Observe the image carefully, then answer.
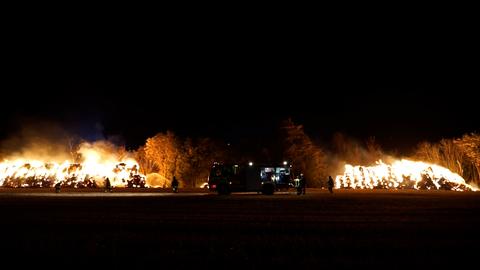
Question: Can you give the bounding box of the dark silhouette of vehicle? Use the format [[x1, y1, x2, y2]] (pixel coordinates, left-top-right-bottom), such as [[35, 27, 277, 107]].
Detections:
[[208, 162, 293, 195]]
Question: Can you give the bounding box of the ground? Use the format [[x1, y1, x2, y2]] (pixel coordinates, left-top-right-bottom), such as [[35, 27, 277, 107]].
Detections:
[[0, 188, 479, 268]]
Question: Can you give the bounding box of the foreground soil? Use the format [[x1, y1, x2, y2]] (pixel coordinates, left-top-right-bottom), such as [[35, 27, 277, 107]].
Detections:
[[1, 188, 478, 268]]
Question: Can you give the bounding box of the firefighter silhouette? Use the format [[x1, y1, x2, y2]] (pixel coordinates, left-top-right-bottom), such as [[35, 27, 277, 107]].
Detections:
[[171, 176, 179, 193], [298, 173, 306, 195], [105, 177, 112, 192], [327, 176, 334, 193]]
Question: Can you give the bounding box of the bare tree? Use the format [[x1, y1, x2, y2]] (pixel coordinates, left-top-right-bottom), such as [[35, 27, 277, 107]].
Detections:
[[413, 133, 480, 186], [134, 146, 158, 175], [282, 118, 327, 187], [145, 131, 180, 185]]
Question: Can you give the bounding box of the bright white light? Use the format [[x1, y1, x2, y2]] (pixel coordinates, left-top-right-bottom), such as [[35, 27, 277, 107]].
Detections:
[[283, 161, 288, 165], [248, 162, 253, 166]]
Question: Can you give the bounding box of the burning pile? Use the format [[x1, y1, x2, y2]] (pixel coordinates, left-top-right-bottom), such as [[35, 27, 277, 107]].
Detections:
[[0, 141, 146, 188], [0, 159, 145, 188], [335, 159, 477, 191]]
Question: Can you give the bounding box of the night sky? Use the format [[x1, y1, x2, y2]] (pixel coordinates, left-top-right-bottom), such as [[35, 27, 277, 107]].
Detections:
[[2, 35, 478, 155]]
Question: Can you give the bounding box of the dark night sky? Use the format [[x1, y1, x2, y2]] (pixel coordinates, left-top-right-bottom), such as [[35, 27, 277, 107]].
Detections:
[[2, 24, 478, 155]]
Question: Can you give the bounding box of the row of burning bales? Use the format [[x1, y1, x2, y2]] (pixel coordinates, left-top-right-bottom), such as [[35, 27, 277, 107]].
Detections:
[[0, 160, 146, 188], [0, 158, 476, 191], [335, 159, 477, 191]]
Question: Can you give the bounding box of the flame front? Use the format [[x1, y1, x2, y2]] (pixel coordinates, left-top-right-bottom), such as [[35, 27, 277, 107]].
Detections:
[[0, 158, 145, 188], [335, 159, 476, 191]]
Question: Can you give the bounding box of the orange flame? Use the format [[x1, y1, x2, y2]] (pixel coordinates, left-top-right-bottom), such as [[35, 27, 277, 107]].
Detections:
[[0, 147, 145, 188], [335, 159, 476, 191]]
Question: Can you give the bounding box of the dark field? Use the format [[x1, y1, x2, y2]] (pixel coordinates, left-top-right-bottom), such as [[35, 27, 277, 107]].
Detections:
[[1, 188, 479, 268]]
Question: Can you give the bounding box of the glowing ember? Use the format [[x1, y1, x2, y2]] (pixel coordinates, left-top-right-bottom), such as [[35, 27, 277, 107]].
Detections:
[[335, 159, 477, 191]]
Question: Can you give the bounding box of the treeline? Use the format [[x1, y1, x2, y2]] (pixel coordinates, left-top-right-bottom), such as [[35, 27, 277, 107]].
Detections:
[[134, 132, 226, 187], [413, 133, 480, 185]]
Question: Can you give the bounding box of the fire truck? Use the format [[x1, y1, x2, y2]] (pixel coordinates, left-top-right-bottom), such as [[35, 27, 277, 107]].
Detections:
[[208, 162, 293, 195]]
